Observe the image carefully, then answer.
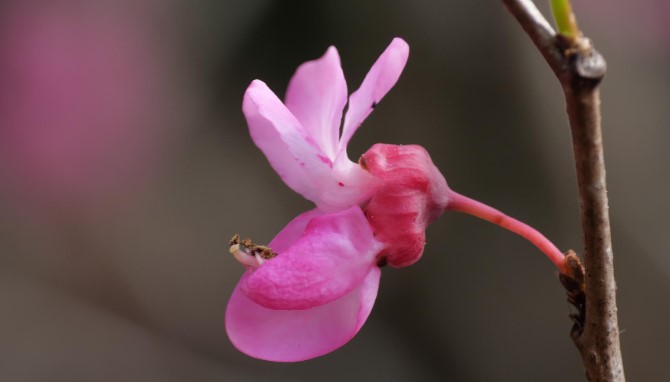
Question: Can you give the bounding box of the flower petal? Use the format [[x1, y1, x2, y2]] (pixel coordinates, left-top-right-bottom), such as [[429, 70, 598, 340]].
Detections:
[[339, 38, 409, 158], [285, 46, 347, 161], [242, 205, 382, 310], [243, 80, 329, 204], [267, 208, 325, 254], [313, 157, 380, 212], [244, 80, 378, 211], [226, 266, 381, 362]]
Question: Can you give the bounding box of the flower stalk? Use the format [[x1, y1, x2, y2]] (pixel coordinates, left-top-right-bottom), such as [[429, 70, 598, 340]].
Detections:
[[447, 192, 567, 273]]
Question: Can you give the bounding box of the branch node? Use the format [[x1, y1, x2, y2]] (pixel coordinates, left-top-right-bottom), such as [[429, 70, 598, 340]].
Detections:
[[556, 35, 607, 84], [559, 250, 586, 338], [574, 48, 607, 81]]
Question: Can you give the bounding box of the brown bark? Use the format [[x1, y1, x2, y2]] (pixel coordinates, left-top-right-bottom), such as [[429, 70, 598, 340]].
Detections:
[[501, 1, 625, 381]]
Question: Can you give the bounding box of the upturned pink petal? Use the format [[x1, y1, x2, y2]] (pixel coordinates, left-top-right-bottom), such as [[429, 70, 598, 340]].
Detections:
[[226, 266, 381, 362], [243, 80, 378, 212], [285, 46, 347, 160], [338, 38, 409, 160], [241, 206, 383, 310], [243, 80, 328, 204]]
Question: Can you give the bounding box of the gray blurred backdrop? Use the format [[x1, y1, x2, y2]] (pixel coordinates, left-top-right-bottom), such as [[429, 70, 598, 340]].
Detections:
[[0, 0, 668, 381]]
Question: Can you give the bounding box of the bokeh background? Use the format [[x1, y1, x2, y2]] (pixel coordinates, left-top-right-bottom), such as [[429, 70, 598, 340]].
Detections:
[[0, 0, 667, 381]]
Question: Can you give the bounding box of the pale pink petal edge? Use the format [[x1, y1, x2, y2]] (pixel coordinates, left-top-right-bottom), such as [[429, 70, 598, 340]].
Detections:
[[267, 208, 325, 254]]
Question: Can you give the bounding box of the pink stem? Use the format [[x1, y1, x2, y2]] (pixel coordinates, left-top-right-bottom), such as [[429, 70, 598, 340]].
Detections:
[[447, 191, 567, 273]]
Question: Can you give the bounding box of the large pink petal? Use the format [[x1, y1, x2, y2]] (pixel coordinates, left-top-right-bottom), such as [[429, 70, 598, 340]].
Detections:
[[285, 46, 347, 161], [242, 206, 382, 310], [226, 266, 381, 362], [339, 38, 409, 159], [243, 80, 331, 204]]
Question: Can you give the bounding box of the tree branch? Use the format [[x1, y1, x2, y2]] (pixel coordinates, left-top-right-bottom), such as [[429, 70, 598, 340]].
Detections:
[[501, 1, 625, 381]]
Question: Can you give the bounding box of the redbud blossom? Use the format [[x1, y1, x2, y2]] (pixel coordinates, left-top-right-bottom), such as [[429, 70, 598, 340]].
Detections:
[[226, 38, 567, 362]]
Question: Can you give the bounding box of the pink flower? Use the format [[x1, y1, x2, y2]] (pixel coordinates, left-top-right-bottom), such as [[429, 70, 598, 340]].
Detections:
[[226, 38, 418, 362], [226, 38, 568, 362]]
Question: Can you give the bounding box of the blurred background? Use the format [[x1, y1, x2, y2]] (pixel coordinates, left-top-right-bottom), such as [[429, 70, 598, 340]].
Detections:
[[0, 0, 667, 381]]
